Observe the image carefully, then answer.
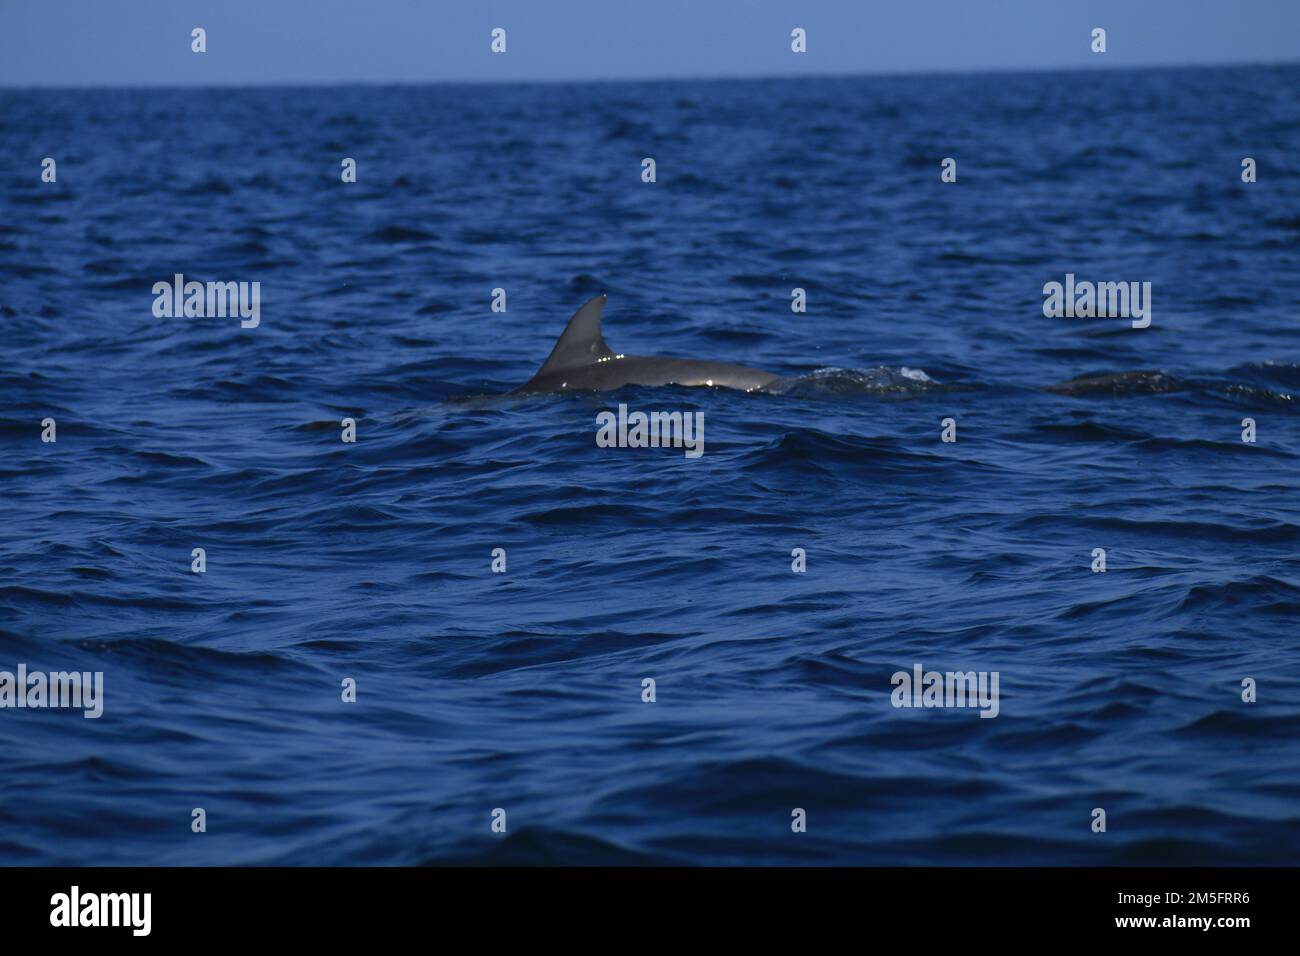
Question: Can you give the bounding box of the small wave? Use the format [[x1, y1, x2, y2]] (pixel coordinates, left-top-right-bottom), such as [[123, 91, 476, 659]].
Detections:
[[1178, 574, 1300, 612], [1231, 360, 1300, 382], [363, 225, 438, 244], [88, 636, 300, 677], [184, 175, 233, 196], [740, 426, 975, 477], [569, 274, 611, 295]]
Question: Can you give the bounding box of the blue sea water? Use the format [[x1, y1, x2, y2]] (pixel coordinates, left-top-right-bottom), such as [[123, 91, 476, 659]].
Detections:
[[1, 65, 1299, 866]]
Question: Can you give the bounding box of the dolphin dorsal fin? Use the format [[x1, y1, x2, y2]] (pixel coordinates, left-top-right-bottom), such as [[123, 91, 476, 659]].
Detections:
[[535, 295, 615, 376]]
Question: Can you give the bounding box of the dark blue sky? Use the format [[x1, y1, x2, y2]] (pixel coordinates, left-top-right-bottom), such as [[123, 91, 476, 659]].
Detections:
[[2, 0, 1297, 86]]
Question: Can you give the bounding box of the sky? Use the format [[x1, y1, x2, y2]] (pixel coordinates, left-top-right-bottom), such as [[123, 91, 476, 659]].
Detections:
[[1, 0, 1297, 87]]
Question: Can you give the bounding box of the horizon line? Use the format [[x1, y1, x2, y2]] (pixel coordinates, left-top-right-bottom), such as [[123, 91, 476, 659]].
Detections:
[[2, 56, 1297, 92]]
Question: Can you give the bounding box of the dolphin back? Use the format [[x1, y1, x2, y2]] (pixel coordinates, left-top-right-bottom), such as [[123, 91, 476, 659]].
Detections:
[[515, 295, 779, 394]]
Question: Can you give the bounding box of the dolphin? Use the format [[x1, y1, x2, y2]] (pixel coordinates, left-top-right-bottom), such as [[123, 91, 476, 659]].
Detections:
[[513, 295, 781, 394], [508, 296, 1195, 399]]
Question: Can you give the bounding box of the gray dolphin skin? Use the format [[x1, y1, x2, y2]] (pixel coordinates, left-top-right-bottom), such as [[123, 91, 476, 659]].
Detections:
[[1046, 370, 1186, 396], [514, 295, 781, 394]]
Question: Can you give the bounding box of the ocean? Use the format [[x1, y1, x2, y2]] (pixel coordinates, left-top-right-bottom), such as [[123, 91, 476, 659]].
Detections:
[[1, 64, 1298, 865]]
